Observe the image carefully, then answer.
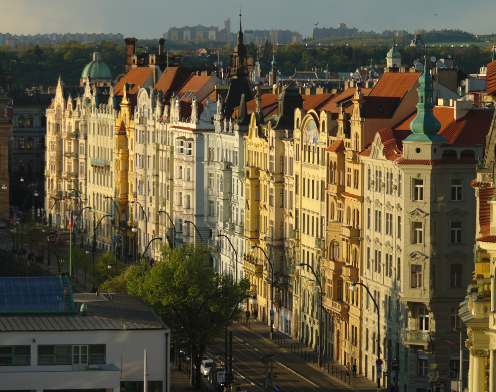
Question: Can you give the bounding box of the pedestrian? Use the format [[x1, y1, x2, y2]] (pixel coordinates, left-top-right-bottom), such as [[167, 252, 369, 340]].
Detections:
[[245, 310, 250, 320], [352, 361, 357, 378], [346, 362, 350, 378], [254, 309, 258, 320]]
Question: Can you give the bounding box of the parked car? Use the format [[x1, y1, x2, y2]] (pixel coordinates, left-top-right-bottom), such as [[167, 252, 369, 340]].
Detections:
[[200, 360, 214, 377], [208, 366, 224, 383]]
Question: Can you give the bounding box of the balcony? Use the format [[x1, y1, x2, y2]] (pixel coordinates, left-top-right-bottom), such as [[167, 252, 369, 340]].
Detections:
[[340, 226, 360, 239], [70, 172, 78, 178], [327, 221, 342, 233], [327, 183, 344, 195], [70, 132, 79, 139], [90, 157, 110, 168], [401, 330, 431, 344], [322, 296, 349, 319], [341, 265, 358, 280]]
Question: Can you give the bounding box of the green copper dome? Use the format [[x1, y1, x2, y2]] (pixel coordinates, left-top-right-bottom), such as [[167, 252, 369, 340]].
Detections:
[[387, 46, 401, 59], [404, 57, 445, 142], [81, 51, 112, 80]]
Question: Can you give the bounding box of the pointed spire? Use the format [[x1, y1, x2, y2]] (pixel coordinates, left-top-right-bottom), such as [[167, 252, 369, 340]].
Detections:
[[237, 8, 243, 45], [404, 55, 445, 142]]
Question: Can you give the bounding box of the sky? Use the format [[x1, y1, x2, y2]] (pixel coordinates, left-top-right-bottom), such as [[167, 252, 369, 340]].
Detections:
[[2, 0, 496, 40]]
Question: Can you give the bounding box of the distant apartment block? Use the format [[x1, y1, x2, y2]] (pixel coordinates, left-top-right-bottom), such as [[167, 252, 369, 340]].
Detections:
[[0, 32, 123, 47]]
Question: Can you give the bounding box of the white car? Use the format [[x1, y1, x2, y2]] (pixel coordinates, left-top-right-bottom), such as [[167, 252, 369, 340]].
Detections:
[[200, 360, 214, 376]]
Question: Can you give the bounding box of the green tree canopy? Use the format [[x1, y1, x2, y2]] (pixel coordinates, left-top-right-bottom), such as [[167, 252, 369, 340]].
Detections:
[[125, 244, 251, 387]]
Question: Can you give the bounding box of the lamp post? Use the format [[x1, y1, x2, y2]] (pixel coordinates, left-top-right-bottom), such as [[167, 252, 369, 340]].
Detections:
[[350, 281, 380, 390], [250, 245, 274, 338], [139, 237, 163, 264], [224, 294, 256, 387], [159, 210, 175, 249], [47, 197, 64, 227], [217, 233, 238, 281], [297, 262, 323, 366], [107, 263, 118, 277], [185, 220, 202, 244], [92, 214, 113, 292], [130, 200, 147, 257], [21, 191, 39, 220], [74, 206, 92, 243]]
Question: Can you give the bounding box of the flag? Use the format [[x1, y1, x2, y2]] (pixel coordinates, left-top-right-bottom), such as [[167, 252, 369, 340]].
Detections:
[[69, 211, 74, 231]]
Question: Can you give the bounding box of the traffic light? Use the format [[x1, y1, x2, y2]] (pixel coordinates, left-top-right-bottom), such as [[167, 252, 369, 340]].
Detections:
[[269, 372, 278, 380], [435, 384, 440, 391]]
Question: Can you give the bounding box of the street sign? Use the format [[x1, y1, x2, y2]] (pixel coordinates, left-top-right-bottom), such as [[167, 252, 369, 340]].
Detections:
[[376, 358, 383, 366], [270, 310, 274, 321], [115, 234, 122, 244], [217, 372, 225, 383], [377, 365, 382, 374], [273, 385, 281, 392]]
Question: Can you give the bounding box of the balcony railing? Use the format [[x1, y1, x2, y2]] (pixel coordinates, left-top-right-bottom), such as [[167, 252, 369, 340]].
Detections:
[[90, 157, 110, 167], [402, 330, 431, 343]]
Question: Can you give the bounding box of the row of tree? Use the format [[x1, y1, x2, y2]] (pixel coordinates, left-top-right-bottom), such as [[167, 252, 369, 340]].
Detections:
[[1, 38, 493, 89]]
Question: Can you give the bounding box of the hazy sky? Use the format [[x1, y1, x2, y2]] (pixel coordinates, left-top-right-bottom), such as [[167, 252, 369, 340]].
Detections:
[[3, 0, 495, 39]]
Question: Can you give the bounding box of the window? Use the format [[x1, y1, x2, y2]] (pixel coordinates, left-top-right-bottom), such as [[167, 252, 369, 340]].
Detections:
[[418, 307, 429, 331], [450, 264, 462, 288], [413, 178, 424, 201], [411, 265, 422, 288], [38, 345, 71, 365], [185, 142, 193, 156], [397, 216, 401, 239], [374, 210, 382, 232], [398, 174, 402, 196], [412, 222, 423, 244], [450, 221, 462, 243], [0, 346, 30, 365], [450, 358, 460, 379], [88, 345, 106, 364], [19, 137, 25, 149], [295, 174, 299, 195], [417, 358, 428, 376], [450, 307, 461, 330], [367, 208, 371, 230], [385, 213, 393, 235], [451, 179, 462, 201], [176, 140, 184, 154]]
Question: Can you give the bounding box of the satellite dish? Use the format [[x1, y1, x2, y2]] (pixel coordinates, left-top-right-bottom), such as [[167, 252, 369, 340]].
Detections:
[[430, 56, 437, 63], [414, 61, 424, 71]]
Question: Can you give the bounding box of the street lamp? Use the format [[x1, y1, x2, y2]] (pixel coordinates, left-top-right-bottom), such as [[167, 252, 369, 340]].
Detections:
[[217, 233, 238, 280], [250, 245, 274, 338], [130, 200, 147, 257], [159, 210, 175, 249], [47, 197, 64, 227], [21, 191, 39, 221], [92, 214, 113, 292], [185, 220, 202, 244], [139, 237, 163, 264], [107, 263, 118, 277], [350, 281, 381, 390], [297, 262, 323, 366]]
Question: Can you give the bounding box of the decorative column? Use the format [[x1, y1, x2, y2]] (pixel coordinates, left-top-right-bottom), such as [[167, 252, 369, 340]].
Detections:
[[471, 349, 488, 392], [469, 351, 474, 392], [492, 275, 496, 312], [490, 350, 496, 392]]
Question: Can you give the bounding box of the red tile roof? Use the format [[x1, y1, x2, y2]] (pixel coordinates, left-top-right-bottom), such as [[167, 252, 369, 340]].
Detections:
[[478, 187, 494, 236], [362, 96, 400, 118], [487, 60, 496, 96], [476, 235, 496, 243], [319, 88, 371, 113], [442, 109, 493, 148], [303, 94, 335, 112], [326, 139, 345, 152], [177, 75, 212, 99], [114, 67, 154, 96], [369, 72, 420, 99]]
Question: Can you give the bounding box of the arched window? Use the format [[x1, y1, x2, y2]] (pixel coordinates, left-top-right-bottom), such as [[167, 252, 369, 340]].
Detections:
[[27, 115, 33, 127], [19, 116, 25, 127], [332, 241, 340, 261], [19, 160, 25, 172], [19, 137, 25, 149], [27, 138, 33, 149]]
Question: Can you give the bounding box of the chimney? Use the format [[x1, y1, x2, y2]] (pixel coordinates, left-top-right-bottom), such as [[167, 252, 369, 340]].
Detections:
[[158, 38, 165, 56], [124, 37, 137, 73]]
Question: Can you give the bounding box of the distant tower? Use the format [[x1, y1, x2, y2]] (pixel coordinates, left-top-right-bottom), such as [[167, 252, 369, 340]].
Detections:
[[124, 37, 137, 73], [225, 18, 231, 44], [386, 41, 401, 71], [410, 30, 424, 47]]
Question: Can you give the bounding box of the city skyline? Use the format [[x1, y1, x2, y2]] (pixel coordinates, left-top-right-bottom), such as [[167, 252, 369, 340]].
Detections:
[[3, 0, 496, 40]]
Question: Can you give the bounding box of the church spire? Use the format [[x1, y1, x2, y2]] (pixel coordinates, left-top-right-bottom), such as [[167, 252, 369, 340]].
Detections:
[[404, 56, 445, 142], [237, 9, 243, 45]]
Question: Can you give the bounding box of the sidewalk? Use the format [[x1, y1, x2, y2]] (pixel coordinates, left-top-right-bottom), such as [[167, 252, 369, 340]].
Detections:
[[230, 318, 379, 392]]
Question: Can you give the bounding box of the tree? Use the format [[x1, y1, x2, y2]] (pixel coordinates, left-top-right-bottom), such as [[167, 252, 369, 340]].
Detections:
[[90, 251, 123, 291], [125, 244, 250, 389]]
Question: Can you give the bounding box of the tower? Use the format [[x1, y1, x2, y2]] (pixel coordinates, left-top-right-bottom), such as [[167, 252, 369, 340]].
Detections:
[[386, 41, 401, 71]]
